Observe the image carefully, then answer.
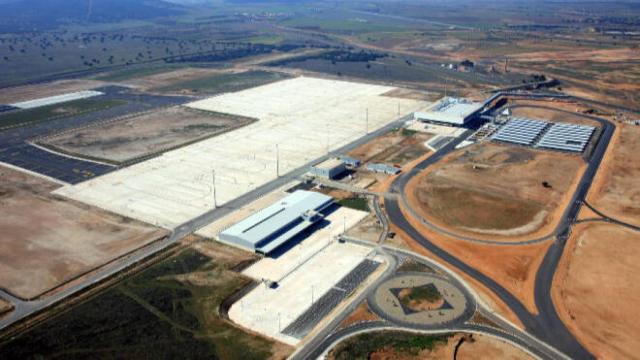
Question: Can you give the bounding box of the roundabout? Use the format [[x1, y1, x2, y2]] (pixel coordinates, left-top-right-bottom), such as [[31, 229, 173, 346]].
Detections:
[[368, 271, 475, 329]]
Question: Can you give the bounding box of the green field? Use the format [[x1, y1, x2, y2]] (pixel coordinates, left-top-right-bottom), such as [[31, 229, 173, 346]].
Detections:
[[400, 284, 443, 306], [154, 70, 290, 94], [0, 99, 126, 131], [330, 331, 451, 359], [0, 246, 280, 359], [338, 197, 370, 212]]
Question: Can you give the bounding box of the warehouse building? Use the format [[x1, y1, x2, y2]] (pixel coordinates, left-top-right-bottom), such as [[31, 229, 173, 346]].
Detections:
[[414, 97, 483, 126], [309, 158, 346, 179], [338, 155, 361, 168], [367, 163, 401, 175], [218, 190, 334, 255]]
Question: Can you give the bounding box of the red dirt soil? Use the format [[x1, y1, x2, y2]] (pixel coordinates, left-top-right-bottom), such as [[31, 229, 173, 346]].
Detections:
[[587, 123, 640, 227], [406, 143, 585, 242], [553, 223, 640, 359], [0, 166, 167, 299]]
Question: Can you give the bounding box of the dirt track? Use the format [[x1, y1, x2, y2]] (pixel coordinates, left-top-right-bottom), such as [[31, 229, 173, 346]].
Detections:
[[553, 222, 640, 359], [0, 165, 167, 299]]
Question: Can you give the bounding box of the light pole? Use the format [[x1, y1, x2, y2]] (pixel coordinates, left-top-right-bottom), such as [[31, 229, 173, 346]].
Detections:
[[444, 77, 448, 97], [212, 169, 217, 208], [365, 107, 369, 134], [275, 144, 279, 177]]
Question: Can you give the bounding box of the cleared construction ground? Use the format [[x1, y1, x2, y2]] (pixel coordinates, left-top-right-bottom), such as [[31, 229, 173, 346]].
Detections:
[[406, 143, 585, 240], [554, 223, 640, 359], [54, 77, 426, 228], [587, 123, 640, 226], [0, 165, 167, 299], [39, 107, 256, 164]]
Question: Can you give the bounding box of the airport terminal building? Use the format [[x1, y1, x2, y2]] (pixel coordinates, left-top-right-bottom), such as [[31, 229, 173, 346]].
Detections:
[[414, 97, 483, 126], [218, 190, 334, 255]]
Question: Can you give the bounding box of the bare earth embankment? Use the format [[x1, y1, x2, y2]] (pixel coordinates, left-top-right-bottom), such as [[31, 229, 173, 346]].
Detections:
[[0, 166, 167, 299]]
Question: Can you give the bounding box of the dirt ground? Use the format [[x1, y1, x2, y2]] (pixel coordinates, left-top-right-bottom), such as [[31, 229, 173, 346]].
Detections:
[[339, 301, 380, 329], [118, 67, 223, 91], [553, 223, 640, 359], [346, 213, 383, 243], [40, 106, 256, 163], [0, 298, 12, 315], [587, 123, 640, 227], [363, 333, 533, 360], [348, 129, 431, 166], [382, 88, 440, 102], [510, 104, 603, 127], [0, 79, 107, 104], [0, 166, 167, 299], [407, 143, 585, 240]]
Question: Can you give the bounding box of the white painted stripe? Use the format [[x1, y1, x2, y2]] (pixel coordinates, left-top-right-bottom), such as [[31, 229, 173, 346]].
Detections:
[[10, 90, 104, 109]]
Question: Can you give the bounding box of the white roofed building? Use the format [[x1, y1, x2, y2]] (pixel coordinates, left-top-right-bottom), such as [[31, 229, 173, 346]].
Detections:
[[414, 97, 482, 126], [218, 190, 334, 255]]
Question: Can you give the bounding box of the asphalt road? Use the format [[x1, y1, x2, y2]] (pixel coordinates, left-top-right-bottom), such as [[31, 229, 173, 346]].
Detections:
[[384, 93, 617, 359], [0, 113, 413, 334], [0, 86, 189, 183]]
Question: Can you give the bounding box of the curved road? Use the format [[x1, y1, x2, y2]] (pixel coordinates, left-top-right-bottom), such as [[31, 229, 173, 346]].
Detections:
[[384, 93, 617, 359]]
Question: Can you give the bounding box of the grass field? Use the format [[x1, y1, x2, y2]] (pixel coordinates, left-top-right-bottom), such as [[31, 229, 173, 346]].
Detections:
[[0, 244, 287, 359], [154, 70, 290, 94], [338, 197, 370, 212], [0, 98, 126, 130], [329, 331, 451, 359], [402, 285, 442, 303]]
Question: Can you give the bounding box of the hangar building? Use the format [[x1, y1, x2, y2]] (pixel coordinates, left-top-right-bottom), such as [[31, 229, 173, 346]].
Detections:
[[218, 190, 334, 255], [414, 97, 483, 126]]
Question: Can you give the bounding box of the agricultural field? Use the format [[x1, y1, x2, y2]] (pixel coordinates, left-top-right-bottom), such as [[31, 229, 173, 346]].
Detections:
[[407, 143, 585, 239], [269, 53, 525, 95], [0, 166, 167, 299], [0, 98, 126, 130], [40, 107, 257, 164], [0, 241, 292, 359]]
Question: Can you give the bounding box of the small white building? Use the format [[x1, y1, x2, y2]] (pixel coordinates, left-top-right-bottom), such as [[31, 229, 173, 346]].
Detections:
[[414, 97, 483, 126], [309, 158, 346, 179]]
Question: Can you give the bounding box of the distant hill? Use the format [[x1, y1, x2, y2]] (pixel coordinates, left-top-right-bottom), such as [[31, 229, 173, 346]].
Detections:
[[0, 0, 186, 31]]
